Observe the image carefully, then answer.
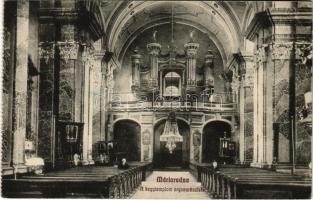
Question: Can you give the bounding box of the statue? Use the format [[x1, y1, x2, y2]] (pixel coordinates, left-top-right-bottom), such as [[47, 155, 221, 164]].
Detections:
[[189, 30, 195, 42], [152, 30, 157, 42]]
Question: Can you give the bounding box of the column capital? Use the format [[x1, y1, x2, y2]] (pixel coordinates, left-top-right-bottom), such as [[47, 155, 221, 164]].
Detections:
[[271, 42, 293, 60], [295, 41, 312, 62]]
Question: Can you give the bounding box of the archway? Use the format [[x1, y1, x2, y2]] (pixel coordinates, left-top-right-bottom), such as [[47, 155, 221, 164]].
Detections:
[[113, 119, 141, 161], [202, 121, 231, 163], [153, 118, 190, 168]]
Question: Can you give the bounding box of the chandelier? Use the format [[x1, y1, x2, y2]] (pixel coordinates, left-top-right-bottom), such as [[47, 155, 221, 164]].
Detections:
[[160, 112, 183, 153]]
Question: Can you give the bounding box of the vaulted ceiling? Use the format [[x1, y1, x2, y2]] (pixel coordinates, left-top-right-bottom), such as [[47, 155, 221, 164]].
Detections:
[[98, 1, 258, 67]]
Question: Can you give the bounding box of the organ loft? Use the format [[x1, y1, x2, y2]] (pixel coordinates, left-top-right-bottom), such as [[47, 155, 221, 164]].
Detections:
[[1, 0, 312, 199]]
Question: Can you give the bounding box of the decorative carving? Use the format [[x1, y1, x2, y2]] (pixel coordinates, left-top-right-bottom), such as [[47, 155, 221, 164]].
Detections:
[[82, 45, 95, 62], [57, 41, 80, 63], [38, 42, 55, 64], [254, 45, 267, 63], [147, 43, 161, 56], [152, 30, 158, 42], [189, 30, 195, 42], [295, 42, 312, 64], [244, 67, 254, 88], [184, 43, 199, 58], [193, 130, 201, 146], [271, 42, 293, 61], [142, 129, 151, 145]]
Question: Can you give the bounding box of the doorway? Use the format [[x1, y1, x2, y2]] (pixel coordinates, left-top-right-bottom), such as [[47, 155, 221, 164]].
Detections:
[[202, 121, 231, 163], [153, 119, 190, 168], [113, 120, 141, 161]]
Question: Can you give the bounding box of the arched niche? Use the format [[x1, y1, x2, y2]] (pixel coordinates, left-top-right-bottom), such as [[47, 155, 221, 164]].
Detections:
[[202, 120, 232, 163], [113, 119, 141, 161], [153, 118, 190, 168]]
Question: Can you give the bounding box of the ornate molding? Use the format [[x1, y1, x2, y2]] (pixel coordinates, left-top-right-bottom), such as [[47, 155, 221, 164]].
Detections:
[[184, 43, 199, 58], [57, 41, 80, 63], [243, 68, 254, 88], [295, 42, 312, 63], [254, 45, 267, 63], [147, 43, 161, 56], [271, 42, 293, 61], [82, 45, 95, 70], [38, 42, 55, 64]]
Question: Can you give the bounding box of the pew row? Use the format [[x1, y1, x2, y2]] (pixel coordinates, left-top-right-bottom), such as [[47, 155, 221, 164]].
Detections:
[[190, 163, 311, 199], [2, 162, 152, 198]]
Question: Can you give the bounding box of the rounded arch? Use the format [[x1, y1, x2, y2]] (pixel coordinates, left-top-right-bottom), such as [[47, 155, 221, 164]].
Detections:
[[202, 119, 233, 132], [202, 120, 232, 163], [154, 116, 190, 127], [118, 19, 228, 66], [112, 117, 141, 128], [106, 1, 241, 65], [113, 119, 141, 161]]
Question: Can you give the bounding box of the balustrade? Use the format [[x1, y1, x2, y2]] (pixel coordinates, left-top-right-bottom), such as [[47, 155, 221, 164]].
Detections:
[[108, 92, 236, 112]]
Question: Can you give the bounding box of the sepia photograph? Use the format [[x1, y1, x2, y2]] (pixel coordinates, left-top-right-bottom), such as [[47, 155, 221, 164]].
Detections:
[[0, 0, 312, 199]]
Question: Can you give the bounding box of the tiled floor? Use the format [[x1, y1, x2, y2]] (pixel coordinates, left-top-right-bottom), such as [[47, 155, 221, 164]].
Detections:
[[131, 171, 210, 199]]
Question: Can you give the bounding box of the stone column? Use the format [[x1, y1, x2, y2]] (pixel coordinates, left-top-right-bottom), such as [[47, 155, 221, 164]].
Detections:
[[257, 46, 265, 165], [185, 42, 199, 93], [147, 43, 161, 90], [13, 0, 29, 170], [252, 46, 267, 166], [252, 65, 258, 164], [57, 24, 80, 122], [81, 45, 95, 165], [242, 53, 254, 163], [239, 79, 245, 163], [272, 42, 294, 163]]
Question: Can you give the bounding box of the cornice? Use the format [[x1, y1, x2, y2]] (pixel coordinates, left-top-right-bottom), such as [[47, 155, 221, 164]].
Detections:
[[245, 11, 272, 41], [39, 8, 104, 41]]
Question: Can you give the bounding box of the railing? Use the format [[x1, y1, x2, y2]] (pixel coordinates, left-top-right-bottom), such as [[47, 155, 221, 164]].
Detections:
[[108, 92, 237, 112]]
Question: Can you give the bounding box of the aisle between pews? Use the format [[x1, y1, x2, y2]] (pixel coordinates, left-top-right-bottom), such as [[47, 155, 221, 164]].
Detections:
[[131, 171, 210, 199]]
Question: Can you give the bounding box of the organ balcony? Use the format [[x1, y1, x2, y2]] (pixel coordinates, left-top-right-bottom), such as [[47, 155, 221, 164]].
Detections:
[[108, 92, 236, 112]]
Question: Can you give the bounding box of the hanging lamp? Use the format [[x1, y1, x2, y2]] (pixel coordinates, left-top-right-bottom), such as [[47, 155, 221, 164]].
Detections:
[[159, 3, 183, 154], [160, 112, 183, 153]]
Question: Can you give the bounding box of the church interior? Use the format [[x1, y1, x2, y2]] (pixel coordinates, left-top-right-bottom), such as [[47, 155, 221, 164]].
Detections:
[[1, 0, 312, 199]]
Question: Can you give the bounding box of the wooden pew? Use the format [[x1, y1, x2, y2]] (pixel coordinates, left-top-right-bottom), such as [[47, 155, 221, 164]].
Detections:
[[2, 162, 152, 198], [196, 164, 311, 199]]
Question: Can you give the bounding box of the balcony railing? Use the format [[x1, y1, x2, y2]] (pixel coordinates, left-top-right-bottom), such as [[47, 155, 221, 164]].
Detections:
[[108, 92, 236, 112]]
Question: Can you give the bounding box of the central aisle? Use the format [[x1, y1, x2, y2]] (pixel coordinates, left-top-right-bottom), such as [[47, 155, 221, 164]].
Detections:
[[131, 171, 210, 199]]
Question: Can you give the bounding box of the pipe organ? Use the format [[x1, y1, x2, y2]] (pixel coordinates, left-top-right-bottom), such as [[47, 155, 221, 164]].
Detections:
[[130, 34, 215, 97]]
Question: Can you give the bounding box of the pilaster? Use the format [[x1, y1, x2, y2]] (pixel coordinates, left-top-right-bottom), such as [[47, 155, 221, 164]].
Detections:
[[12, 0, 29, 169]]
